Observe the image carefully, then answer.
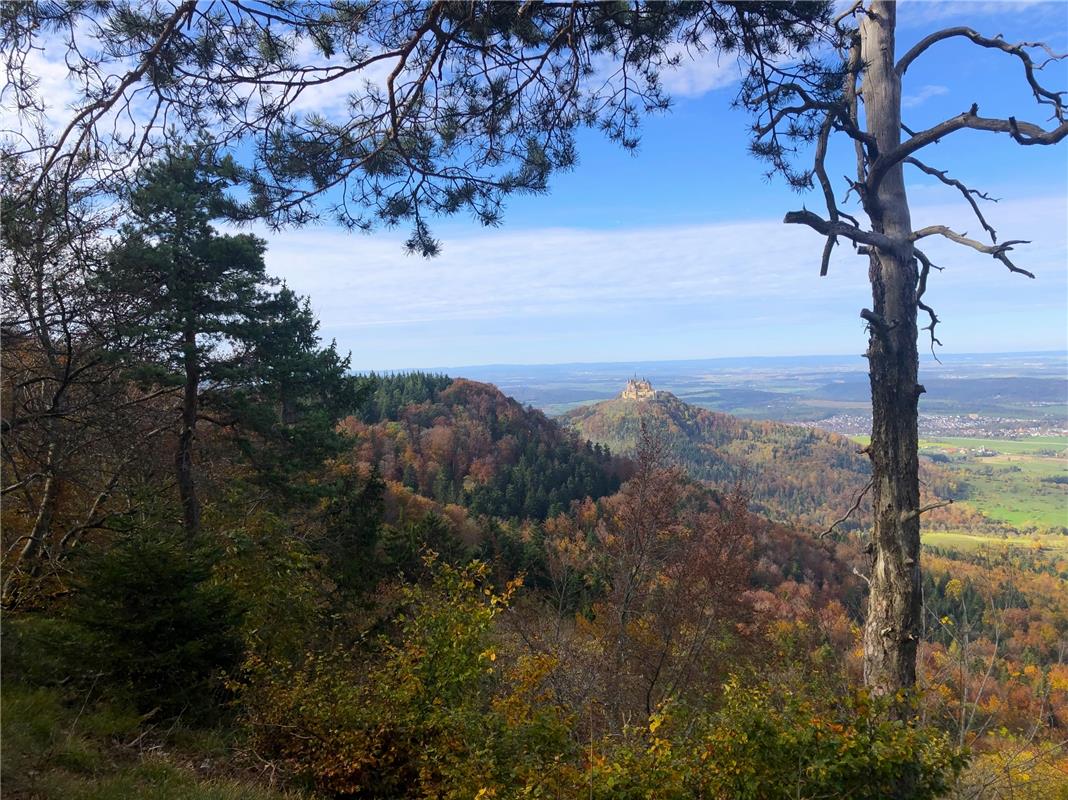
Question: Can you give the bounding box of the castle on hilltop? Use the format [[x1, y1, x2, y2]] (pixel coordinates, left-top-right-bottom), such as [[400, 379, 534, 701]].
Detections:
[[621, 378, 655, 401]]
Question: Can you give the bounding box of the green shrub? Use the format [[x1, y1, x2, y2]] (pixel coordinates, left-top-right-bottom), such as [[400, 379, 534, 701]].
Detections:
[[693, 679, 967, 800], [577, 680, 965, 800], [243, 558, 575, 798], [1, 614, 97, 687], [69, 532, 245, 720]]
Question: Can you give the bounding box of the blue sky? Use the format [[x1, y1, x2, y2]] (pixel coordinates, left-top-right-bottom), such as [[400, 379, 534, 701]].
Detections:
[[20, 1, 1061, 371], [251, 0, 1068, 370]]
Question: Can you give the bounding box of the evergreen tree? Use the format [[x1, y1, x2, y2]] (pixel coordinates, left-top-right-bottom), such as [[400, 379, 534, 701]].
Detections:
[[101, 146, 270, 540], [225, 285, 361, 492], [69, 529, 244, 719], [316, 468, 386, 594], [240, 286, 356, 427]]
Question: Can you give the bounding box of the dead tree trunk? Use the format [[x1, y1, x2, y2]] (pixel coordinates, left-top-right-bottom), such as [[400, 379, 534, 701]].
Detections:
[[747, 0, 1066, 704], [858, 1, 922, 697]]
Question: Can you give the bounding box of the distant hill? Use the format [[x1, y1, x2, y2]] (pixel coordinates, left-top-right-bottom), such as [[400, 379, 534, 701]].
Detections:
[[564, 386, 878, 530], [341, 374, 623, 521]]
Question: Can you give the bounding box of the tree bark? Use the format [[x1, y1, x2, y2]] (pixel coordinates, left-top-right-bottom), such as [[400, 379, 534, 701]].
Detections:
[[2, 441, 59, 606], [176, 325, 201, 542], [859, 1, 922, 698]]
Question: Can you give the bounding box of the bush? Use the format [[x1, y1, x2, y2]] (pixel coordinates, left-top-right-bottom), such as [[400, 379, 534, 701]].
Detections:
[[694, 679, 966, 800], [243, 558, 575, 798], [578, 680, 966, 800], [68, 531, 245, 720], [1, 614, 97, 687]]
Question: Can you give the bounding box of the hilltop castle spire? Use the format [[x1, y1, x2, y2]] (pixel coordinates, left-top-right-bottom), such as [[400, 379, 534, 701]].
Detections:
[[620, 377, 655, 401]]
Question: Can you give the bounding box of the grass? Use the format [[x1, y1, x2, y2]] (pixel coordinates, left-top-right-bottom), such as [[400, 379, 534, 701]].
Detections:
[[922, 530, 1068, 554], [918, 435, 1068, 456], [919, 438, 1067, 530], [32, 764, 296, 800], [848, 434, 1068, 540], [851, 435, 1068, 531], [1, 684, 307, 800], [850, 435, 1068, 454]]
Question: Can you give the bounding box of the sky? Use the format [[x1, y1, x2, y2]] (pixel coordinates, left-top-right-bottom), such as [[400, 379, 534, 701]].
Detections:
[[14, 1, 1068, 371]]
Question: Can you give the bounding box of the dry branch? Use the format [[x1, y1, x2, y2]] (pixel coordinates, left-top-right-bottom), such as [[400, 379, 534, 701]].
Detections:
[[910, 226, 1036, 278], [900, 499, 953, 523], [820, 478, 873, 538], [896, 27, 1066, 124], [783, 209, 899, 254], [904, 157, 998, 243], [872, 109, 1068, 191]]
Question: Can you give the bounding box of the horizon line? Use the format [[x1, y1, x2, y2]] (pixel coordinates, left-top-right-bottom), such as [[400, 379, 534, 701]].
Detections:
[[350, 348, 1068, 375]]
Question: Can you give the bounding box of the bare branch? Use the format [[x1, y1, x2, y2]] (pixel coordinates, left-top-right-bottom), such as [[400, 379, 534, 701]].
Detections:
[[900, 499, 953, 523], [820, 478, 873, 538], [914, 248, 944, 357], [910, 226, 1036, 278], [896, 27, 1066, 124], [814, 113, 839, 276], [783, 209, 899, 253], [872, 108, 1068, 189], [810, 109, 862, 278], [1, 473, 44, 496], [843, 33, 867, 186], [860, 308, 894, 343], [833, 0, 864, 31], [904, 157, 998, 243]]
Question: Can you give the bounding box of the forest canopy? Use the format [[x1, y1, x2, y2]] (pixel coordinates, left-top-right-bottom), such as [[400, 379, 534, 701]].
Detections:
[[3, 2, 1068, 799]]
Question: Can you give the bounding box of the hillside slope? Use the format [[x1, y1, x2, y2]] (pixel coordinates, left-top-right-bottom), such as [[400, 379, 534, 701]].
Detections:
[[341, 375, 623, 520], [564, 387, 892, 530]]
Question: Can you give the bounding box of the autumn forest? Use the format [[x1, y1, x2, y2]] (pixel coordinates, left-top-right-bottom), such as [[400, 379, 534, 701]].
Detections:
[[2, 2, 1067, 800]]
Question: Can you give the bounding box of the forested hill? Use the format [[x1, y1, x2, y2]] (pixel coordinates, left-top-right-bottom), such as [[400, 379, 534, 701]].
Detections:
[[564, 388, 955, 530], [342, 374, 623, 520]]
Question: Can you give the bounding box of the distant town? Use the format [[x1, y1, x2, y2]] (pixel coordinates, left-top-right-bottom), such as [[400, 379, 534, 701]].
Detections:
[[807, 413, 1068, 439]]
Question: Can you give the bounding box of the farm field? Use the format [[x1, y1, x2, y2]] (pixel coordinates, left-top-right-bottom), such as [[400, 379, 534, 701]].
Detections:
[[922, 529, 1068, 554], [919, 436, 1068, 531], [918, 435, 1068, 456], [849, 435, 1068, 550]]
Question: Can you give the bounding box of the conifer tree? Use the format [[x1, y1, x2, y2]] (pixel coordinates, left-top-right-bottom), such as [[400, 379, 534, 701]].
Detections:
[[226, 285, 360, 491], [102, 147, 271, 540]]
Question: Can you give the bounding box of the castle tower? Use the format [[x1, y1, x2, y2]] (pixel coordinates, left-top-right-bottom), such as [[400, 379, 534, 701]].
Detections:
[[621, 378, 655, 401]]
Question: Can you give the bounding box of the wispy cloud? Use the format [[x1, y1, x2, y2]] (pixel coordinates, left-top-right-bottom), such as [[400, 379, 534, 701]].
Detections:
[[896, 0, 1067, 30], [659, 45, 742, 98], [1, 46, 84, 130], [252, 193, 1067, 367], [902, 84, 950, 108]]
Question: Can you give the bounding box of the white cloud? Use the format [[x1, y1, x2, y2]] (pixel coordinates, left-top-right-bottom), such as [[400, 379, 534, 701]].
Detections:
[[254, 194, 1067, 347], [902, 84, 950, 108], [281, 37, 399, 117], [0, 45, 84, 131], [896, 0, 1065, 29], [659, 45, 742, 98]]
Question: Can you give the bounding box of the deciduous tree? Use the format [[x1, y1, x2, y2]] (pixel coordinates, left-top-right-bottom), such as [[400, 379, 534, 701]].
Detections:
[[1, 156, 170, 605]]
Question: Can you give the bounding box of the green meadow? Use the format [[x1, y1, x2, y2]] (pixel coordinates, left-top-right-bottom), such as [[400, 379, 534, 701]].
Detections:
[[918, 435, 1068, 457], [850, 435, 1068, 551], [922, 529, 1068, 554], [919, 437, 1067, 531]]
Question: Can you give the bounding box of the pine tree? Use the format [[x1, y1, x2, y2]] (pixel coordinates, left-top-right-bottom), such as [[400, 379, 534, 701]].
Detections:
[[101, 146, 270, 540], [225, 285, 360, 490]]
